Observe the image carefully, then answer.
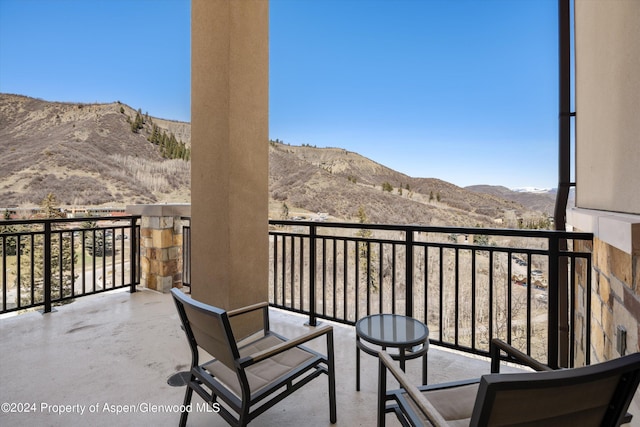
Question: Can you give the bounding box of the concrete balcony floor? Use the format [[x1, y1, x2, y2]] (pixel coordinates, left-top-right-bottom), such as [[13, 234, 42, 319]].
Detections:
[[1, 288, 638, 427]]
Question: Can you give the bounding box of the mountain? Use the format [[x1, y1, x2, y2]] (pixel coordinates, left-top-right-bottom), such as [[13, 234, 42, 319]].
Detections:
[[512, 187, 554, 194], [1, 94, 550, 227], [269, 143, 544, 226], [465, 185, 557, 217], [0, 93, 190, 206]]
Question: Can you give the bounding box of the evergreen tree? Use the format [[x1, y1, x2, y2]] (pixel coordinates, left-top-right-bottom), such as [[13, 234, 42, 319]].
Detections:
[[355, 206, 378, 292], [131, 111, 144, 133], [355, 206, 372, 239], [148, 124, 160, 143], [17, 194, 77, 306], [0, 211, 20, 256], [40, 193, 60, 218], [168, 133, 178, 158], [85, 230, 112, 257], [146, 126, 191, 160]]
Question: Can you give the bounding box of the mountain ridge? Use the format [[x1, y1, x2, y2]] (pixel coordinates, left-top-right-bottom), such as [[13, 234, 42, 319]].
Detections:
[[1, 93, 553, 227]]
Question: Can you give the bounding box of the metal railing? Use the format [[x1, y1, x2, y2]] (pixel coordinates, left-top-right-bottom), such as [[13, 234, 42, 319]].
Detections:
[[5, 214, 594, 367], [1, 216, 140, 314], [182, 217, 191, 288], [268, 220, 593, 368]]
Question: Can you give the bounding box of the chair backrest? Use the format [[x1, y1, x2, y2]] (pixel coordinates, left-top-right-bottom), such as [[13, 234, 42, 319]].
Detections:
[[471, 352, 640, 427], [171, 288, 239, 371]]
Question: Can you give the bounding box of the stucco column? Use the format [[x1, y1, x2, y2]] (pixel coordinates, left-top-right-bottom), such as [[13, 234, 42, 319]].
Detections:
[[191, 0, 269, 312]]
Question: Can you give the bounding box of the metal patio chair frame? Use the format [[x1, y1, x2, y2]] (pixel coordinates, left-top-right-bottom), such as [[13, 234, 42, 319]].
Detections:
[[378, 338, 640, 427], [171, 288, 337, 427]]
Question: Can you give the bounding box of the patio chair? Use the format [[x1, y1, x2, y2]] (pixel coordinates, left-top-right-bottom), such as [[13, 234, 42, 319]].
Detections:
[[171, 288, 337, 427], [378, 338, 640, 427]]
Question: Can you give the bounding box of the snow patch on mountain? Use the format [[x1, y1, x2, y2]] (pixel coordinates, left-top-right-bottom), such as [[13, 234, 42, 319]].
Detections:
[[512, 187, 554, 194]]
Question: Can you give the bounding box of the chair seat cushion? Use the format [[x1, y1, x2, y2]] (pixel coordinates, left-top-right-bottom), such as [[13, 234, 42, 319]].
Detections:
[[403, 383, 479, 427], [203, 334, 315, 397]]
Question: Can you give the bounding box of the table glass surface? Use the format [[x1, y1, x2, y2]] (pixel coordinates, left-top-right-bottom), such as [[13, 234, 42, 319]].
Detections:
[[356, 314, 428, 347]]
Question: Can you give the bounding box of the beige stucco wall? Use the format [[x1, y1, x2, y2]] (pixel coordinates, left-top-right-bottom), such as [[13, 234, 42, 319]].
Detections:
[[575, 0, 640, 214], [570, 1, 640, 414], [571, 0, 640, 362], [190, 0, 269, 314]]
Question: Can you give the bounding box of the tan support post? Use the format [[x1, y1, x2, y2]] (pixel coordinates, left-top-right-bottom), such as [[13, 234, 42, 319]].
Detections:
[[190, 0, 269, 317]]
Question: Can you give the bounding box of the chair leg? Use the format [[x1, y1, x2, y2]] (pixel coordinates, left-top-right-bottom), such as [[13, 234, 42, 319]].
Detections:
[[356, 337, 361, 391], [239, 401, 251, 427], [328, 330, 337, 423], [179, 383, 193, 427], [378, 357, 387, 427]]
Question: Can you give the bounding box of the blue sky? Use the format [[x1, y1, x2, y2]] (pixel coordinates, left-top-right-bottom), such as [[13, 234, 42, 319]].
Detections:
[[0, 0, 191, 121], [1, 0, 560, 189]]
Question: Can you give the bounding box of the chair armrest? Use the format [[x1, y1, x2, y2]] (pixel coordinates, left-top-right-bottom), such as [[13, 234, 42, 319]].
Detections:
[[228, 302, 270, 338], [239, 325, 333, 366], [378, 351, 449, 427], [227, 301, 269, 318], [490, 339, 552, 373]]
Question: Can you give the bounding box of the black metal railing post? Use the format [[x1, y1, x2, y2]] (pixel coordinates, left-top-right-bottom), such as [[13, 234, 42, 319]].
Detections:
[[405, 228, 414, 318], [585, 255, 592, 365], [547, 234, 560, 369], [307, 224, 318, 326], [43, 221, 52, 314], [182, 221, 191, 288], [1, 237, 6, 312], [129, 217, 137, 293]]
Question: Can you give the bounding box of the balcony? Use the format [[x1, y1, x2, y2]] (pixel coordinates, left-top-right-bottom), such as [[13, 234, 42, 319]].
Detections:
[[2, 215, 639, 425], [3, 215, 594, 369], [0, 287, 527, 427]]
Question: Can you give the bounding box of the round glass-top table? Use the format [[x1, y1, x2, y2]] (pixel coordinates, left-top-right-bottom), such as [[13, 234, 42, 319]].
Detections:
[[355, 314, 429, 391]]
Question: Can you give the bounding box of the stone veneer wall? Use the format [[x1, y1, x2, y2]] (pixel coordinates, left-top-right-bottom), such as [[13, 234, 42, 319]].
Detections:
[[591, 238, 640, 362], [127, 204, 190, 293], [568, 209, 640, 364], [139, 216, 182, 292]]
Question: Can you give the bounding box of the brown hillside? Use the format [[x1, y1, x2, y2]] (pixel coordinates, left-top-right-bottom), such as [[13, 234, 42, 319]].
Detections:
[[270, 142, 541, 226], [0, 94, 550, 228], [0, 94, 190, 206]]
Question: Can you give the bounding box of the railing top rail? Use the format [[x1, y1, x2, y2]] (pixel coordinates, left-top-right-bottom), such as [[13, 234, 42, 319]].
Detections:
[[0, 215, 141, 227], [268, 219, 593, 240]]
